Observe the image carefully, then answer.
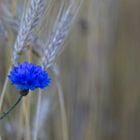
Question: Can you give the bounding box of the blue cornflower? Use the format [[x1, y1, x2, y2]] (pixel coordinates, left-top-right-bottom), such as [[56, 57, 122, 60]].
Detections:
[[8, 61, 51, 91]]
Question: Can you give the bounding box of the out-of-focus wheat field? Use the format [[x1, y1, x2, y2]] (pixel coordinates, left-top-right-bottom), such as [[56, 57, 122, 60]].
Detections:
[[0, 0, 140, 140]]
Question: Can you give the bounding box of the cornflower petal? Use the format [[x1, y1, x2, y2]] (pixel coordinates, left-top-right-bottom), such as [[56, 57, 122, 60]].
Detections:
[[8, 61, 51, 91]]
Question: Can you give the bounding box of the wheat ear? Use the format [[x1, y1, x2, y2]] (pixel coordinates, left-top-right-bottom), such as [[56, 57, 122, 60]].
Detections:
[[12, 0, 47, 64], [41, 1, 82, 69]]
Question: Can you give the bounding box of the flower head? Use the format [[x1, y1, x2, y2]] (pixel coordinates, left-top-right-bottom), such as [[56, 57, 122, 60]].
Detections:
[[8, 62, 51, 91]]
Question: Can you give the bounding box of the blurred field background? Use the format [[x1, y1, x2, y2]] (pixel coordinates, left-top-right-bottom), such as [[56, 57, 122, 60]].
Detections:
[[0, 0, 140, 140]]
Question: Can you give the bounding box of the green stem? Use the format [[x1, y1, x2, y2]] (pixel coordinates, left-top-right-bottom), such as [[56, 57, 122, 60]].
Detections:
[[0, 95, 23, 120]]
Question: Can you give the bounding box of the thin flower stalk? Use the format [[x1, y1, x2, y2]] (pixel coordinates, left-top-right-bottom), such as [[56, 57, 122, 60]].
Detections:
[[0, 95, 23, 120]]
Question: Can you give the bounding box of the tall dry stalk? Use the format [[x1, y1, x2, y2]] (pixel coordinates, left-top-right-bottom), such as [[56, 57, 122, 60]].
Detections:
[[53, 64, 69, 140]]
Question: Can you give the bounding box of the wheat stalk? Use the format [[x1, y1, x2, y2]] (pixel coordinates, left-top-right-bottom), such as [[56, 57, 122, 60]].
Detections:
[[52, 64, 69, 140]]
